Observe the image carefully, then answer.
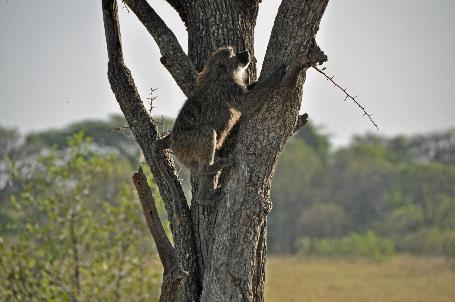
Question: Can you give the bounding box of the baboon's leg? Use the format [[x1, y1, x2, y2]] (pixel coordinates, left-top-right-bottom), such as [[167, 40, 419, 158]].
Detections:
[[197, 128, 234, 202], [198, 176, 224, 203], [197, 128, 219, 201], [198, 127, 217, 167]]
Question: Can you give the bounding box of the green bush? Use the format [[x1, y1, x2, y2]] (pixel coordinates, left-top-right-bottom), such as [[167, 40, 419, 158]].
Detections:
[[399, 228, 455, 256], [442, 230, 455, 257], [300, 203, 348, 237], [298, 231, 396, 259], [0, 133, 162, 301]]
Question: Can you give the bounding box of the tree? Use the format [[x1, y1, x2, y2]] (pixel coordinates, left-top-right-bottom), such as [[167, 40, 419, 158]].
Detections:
[[269, 137, 327, 253], [101, 0, 329, 301], [0, 134, 162, 301]]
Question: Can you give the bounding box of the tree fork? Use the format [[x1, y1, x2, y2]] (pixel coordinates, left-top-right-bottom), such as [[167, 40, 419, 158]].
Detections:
[[102, 0, 329, 300]]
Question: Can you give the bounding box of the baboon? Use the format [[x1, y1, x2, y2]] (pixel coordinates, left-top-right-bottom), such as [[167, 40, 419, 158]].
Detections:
[[155, 46, 288, 201], [155, 44, 325, 201]]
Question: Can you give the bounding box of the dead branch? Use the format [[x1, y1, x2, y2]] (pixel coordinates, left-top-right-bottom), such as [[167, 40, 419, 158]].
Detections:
[[132, 168, 190, 301], [122, 0, 197, 96], [132, 168, 178, 275], [313, 66, 379, 130]]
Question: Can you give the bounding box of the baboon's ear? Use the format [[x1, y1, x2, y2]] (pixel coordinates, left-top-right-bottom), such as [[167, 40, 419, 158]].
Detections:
[[217, 63, 227, 73]]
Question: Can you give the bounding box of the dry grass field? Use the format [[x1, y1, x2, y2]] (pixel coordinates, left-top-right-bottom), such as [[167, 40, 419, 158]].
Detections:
[[265, 256, 455, 302]]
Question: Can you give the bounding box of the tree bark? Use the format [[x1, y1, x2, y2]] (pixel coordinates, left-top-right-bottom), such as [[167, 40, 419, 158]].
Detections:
[[102, 0, 329, 301]]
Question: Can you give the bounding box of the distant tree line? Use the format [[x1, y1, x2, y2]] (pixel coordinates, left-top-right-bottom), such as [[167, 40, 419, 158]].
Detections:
[[270, 123, 455, 257], [1, 115, 454, 272]]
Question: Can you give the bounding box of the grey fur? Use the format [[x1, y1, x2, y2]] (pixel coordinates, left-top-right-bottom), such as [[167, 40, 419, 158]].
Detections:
[[156, 46, 287, 200]]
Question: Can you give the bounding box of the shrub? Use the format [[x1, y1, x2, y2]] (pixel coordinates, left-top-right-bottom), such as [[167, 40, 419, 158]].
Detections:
[[399, 228, 455, 256], [298, 231, 396, 259], [0, 133, 161, 301]]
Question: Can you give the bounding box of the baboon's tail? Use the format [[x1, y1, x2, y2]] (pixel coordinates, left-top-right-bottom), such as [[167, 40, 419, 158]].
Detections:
[[154, 134, 171, 151]]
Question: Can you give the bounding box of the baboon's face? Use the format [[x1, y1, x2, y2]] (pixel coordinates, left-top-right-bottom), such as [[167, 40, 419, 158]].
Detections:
[[206, 47, 251, 79]]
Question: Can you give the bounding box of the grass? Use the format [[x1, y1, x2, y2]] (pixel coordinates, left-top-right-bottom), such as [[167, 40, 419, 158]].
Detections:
[[265, 255, 455, 302]]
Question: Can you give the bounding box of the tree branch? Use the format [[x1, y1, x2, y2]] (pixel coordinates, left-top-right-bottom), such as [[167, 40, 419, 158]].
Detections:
[[312, 66, 379, 130], [261, 0, 329, 79], [123, 0, 197, 96], [132, 168, 178, 275], [101, 1, 200, 295], [132, 168, 190, 300], [164, 0, 188, 23]]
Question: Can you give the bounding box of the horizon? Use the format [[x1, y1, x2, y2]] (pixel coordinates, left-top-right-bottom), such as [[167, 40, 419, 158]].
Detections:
[[3, 112, 454, 150]]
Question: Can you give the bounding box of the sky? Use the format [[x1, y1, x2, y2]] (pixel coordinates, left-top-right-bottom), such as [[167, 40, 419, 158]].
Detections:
[[0, 0, 454, 146]]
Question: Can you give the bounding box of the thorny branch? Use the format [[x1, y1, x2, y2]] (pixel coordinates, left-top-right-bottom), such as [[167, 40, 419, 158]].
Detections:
[[313, 66, 379, 131], [146, 87, 158, 115]]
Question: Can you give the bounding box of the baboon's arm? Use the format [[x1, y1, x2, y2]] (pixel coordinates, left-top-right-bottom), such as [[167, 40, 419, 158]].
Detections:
[[235, 41, 327, 116], [238, 64, 288, 115]]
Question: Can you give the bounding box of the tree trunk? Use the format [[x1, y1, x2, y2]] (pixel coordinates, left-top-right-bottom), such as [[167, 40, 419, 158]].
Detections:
[[102, 0, 329, 301]]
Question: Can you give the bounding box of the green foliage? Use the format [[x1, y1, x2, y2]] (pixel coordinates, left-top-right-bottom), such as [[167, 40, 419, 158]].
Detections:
[[298, 231, 396, 260], [399, 228, 455, 256], [270, 126, 455, 256], [0, 133, 161, 301], [269, 138, 327, 253], [329, 142, 398, 231], [2, 118, 455, 268], [300, 203, 348, 237], [294, 122, 330, 163], [375, 203, 425, 236]]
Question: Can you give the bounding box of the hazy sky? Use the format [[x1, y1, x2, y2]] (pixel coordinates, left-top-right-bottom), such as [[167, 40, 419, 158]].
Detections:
[[1, 0, 454, 145]]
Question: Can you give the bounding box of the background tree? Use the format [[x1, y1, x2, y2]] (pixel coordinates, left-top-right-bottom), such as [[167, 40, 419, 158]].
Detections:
[[101, 0, 329, 301], [0, 134, 163, 301]]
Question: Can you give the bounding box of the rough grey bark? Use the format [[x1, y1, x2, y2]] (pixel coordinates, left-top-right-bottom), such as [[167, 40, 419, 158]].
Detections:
[[102, 0, 329, 301], [102, 1, 201, 300]]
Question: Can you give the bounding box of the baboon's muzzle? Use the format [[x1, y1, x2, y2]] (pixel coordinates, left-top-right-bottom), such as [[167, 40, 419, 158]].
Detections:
[[236, 50, 250, 65]]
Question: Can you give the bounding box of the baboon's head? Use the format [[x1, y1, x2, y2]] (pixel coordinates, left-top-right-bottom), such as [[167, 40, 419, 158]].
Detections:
[[197, 47, 251, 85]]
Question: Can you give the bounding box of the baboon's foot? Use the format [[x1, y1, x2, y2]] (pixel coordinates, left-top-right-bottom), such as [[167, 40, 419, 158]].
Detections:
[[202, 157, 233, 176]]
